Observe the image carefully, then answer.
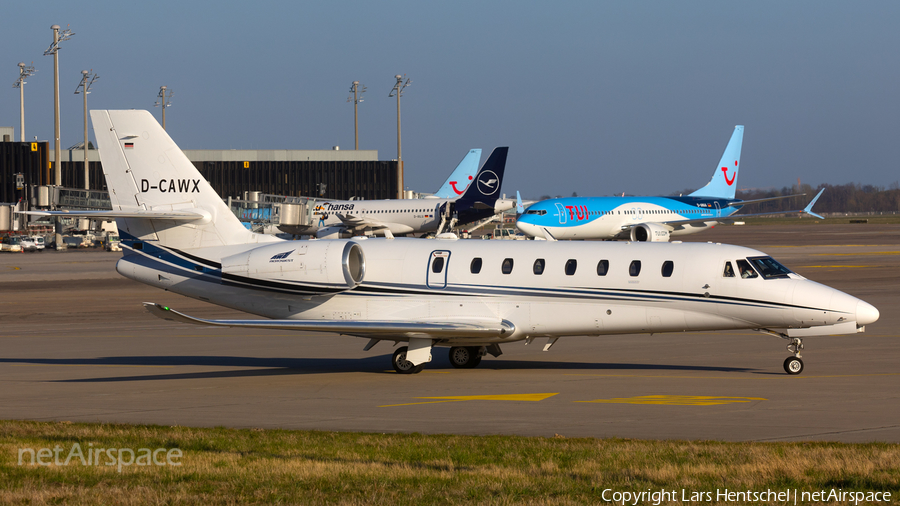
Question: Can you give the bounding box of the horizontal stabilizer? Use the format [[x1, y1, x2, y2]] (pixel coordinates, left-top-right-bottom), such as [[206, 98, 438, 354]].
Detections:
[[17, 209, 209, 221], [143, 303, 514, 339]]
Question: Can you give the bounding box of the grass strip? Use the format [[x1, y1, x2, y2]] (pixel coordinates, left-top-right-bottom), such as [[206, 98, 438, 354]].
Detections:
[[1, 420, 899, 505]]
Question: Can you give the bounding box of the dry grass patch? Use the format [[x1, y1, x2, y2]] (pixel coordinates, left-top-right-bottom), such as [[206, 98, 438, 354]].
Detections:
[[1, 420, 898, 505]]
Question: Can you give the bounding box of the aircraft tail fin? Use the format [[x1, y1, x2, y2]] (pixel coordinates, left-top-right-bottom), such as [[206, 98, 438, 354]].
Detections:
[[90, 110, 276, 249], [432, 149, 481, 198], [689, 125, 744, 200], [453, 147, 509, 213]]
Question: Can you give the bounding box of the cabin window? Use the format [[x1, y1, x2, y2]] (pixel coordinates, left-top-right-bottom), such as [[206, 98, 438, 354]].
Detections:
[[723, 262, 735, 278], [502, 258, 514, 275], [565, 259, 577, 275], [533, 259, 545, 275], [736, 259, 758, 279], [661, 260, 674, 277], [431, 257, 445, 273], [629, 260, 642, 277], [470, 258, 482, 274], [748, 256, 792, 279], [596, 259, 609, 276]]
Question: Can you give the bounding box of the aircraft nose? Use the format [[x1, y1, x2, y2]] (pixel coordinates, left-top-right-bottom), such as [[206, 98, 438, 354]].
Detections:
[[856, 300, 880, 326]]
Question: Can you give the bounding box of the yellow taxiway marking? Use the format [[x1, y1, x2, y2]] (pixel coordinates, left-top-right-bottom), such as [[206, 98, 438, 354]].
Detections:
[[381, 392, 558, 407], [801, 265, 874, 268], [812, 251, 900, 256], [566, 372, 900, 380], [767, 244, 894, 248], [7, 266, 21, 270], [9, 363, 174, 369], [577, 395, 765, 406]]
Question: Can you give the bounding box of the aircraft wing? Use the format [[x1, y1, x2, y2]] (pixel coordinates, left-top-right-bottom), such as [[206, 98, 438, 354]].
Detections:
[[16, 209, 208, 221], [724, 192, 807, 207], [641, 189, 826, 229], [334, 213, 389, 231], [143, 303, 514, 339]]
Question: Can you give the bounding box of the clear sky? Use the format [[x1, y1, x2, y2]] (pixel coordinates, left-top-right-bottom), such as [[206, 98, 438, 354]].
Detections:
[[3, 1, 899, 199]]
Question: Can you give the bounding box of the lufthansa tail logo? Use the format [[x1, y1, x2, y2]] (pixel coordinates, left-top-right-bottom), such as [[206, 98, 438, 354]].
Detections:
[[476, 170, 499, 196]]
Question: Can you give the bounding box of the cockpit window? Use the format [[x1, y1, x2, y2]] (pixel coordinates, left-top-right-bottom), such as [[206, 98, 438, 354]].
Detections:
[[735, 259, 758, 279], [723, 262, 735, 278], [525, 209, 547, 216], [748, 256, 792, 279]]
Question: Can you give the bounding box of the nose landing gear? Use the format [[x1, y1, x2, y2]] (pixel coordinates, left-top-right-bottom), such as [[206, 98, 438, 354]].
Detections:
[[783, 337, 804, 375]]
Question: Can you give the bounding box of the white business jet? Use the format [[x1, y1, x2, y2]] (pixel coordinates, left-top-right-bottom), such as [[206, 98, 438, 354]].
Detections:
[[21, 111, 879, 375]]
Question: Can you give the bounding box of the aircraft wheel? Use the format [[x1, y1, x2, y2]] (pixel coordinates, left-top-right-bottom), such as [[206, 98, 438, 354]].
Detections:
[[448, 346, 482, 368], [783, 356, 804, 375], [392, 346, 423, 374]]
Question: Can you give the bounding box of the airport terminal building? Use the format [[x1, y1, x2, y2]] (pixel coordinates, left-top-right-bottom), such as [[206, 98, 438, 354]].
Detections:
[[1, 140, 402, 205]]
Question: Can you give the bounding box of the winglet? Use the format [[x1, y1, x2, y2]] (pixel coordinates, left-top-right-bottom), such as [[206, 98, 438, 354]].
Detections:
[[515, 191, 524, 215], [803, 188, 825, 220]]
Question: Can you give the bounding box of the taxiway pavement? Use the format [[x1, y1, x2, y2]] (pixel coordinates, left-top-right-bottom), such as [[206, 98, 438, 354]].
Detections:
[[1, 223, 898, 441]]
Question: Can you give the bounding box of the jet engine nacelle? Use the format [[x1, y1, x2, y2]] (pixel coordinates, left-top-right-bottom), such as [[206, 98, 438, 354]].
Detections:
[[221, 239, 365, 292], [630, 222, 671, 242]]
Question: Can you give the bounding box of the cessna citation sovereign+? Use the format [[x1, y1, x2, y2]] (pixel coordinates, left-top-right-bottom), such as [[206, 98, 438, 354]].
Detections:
[[21, 111, 879, 375]]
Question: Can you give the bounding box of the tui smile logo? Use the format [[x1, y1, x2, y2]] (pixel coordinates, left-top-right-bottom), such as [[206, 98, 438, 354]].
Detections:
[[721, 160, 738, 186], [449, 175, 474, 195]]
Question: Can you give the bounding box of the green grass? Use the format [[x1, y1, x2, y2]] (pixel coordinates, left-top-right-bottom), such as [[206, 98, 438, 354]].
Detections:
[[2, 420, 899, 505]]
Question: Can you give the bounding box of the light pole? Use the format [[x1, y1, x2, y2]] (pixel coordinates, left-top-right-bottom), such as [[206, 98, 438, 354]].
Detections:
[[389, 74, 410, 199], [75, 70, 99, 190], [347, 81, 366, 150], [13, 62, 36, 142], [155, 86, 173, 129], [44, 24, 74, 186]]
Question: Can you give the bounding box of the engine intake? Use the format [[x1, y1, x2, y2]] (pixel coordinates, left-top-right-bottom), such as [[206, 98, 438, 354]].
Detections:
[[629, 222, 671, 242]]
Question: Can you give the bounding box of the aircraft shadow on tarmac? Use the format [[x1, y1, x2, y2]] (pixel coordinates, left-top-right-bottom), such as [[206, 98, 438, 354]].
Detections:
[[0, 355, 756, 382]]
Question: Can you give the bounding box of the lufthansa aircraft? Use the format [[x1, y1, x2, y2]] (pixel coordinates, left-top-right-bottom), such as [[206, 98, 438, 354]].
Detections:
[[312, 149, 514, 238], [516, 126, 823, 241], [22, 111, 879, 375]]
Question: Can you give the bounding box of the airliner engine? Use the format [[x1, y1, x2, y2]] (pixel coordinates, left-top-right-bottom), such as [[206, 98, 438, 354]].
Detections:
[[629, 222, 671, 242], [221, 239, 365, 292]]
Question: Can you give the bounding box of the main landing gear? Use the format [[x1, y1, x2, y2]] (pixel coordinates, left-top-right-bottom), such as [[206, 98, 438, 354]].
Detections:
[[448, 346, 483, 369], [783, 337, 804, 375], [392, 346, 424, 375]]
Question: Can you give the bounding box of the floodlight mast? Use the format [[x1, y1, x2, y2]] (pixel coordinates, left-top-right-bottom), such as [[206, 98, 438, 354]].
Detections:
[[44, 24, 74, 186], [389, 74, 410, 199], [75, 70, 99, 190], [13, 62, 36, 142], [347, 81, 366, 150], [155, 86, 173, 129]]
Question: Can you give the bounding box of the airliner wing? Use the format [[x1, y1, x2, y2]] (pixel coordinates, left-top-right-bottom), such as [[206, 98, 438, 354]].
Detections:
[[724, 193, 807, 207], [648, 189, 826, 229], [17, 209, 208, 221], [334, 213, 388, 230], [144, 303, 514, 339]]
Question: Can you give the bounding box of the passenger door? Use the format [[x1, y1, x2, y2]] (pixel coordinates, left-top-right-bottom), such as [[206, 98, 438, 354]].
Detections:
[[426, 250, 451, 289]]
